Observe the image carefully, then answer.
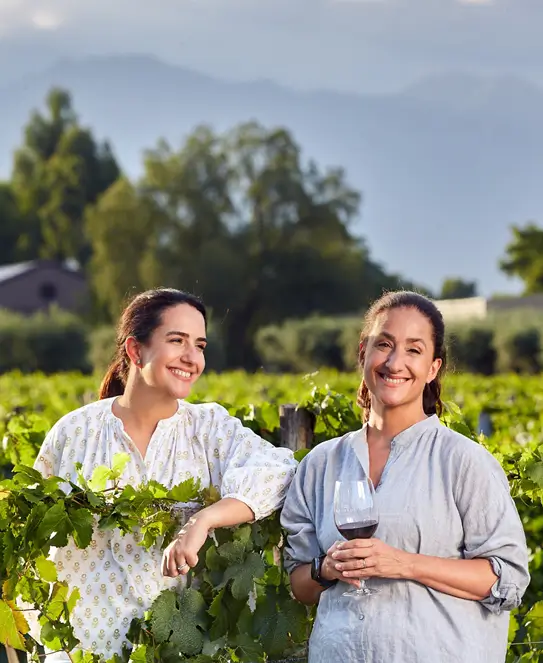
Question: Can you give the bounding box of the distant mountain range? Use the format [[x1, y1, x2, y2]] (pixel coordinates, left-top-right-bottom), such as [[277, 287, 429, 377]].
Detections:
[[1, 54, 541, 295]]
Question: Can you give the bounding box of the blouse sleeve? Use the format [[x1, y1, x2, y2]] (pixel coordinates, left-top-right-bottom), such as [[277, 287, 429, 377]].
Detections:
[[33, 421, 64, 479], [280, 450, 323, 574], [205, 404, 298, 520], [454, 441, 530, 614]]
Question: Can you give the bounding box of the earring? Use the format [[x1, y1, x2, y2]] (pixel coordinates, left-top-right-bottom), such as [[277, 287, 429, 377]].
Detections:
[[136, 359, 141, 366]]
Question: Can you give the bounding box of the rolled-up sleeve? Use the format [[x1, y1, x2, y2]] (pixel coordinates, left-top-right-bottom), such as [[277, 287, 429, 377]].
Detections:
[[208, 405, 298, 520], [455, 444, 530, 614], [280, 454, 322, 574]]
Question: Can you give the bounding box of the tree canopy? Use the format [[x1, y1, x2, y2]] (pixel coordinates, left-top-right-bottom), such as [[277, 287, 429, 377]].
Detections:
[[500, 223, 543, 294], [10, 87, 120, 265], [1, 88, 421, 367], [440, 278, 478, 300]]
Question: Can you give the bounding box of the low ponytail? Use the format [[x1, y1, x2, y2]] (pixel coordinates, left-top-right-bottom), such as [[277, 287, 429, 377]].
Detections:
[[422, 379, 443, 418], [99, 357, 128, 400]]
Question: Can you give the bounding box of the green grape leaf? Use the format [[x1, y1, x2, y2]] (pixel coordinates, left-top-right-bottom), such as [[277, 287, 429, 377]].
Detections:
[[523, 600, 543, 641], [149, 590, 177, 643], [152, 588, 207, 656], [85, 490, 104, 508], [35, 555, 58, 582], [167, 478, 200, 503], [508, 612, 520, 643], [169, 613, 204, 656], [223, 552, 265, 600], [44, 582, 69, 621], [67, 507, 94, 549], [128, 645, 148, 663], [0, 599, 27, 649], [205, 544, 223, 572], [252, 600, 289, 656], [39, 620, 64, 651], [201, 635, 227, 656], [201, 484, 221, 507], [72, 650, 98, 663], [526, 461, 543, 487], [35, 502, 71, 548], [11, 465, 45, 487], [67, 587, 81, 615], [98, 513, 121, 532], [87, 466, 113, 492], [233, 632, 265, 663], [294, 448, 310, 462], [145, 481, 169, 499], [111, 453, 131, 479], [207, 589, 229, 641], [178, 588, 207, 629], [233, 524, 253, 551], [217, 540, 246, 565]]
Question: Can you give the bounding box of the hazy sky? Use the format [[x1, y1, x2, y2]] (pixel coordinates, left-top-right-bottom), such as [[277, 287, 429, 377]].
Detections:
[[0, 0, 542, 93]]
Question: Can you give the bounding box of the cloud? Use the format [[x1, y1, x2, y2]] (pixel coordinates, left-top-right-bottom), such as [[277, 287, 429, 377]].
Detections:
[[31, 10, 62, 29], [0, 1, 64, 32]]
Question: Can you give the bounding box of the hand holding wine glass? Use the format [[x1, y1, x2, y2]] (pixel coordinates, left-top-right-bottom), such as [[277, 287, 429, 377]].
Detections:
[[333, 477, 380, 598]]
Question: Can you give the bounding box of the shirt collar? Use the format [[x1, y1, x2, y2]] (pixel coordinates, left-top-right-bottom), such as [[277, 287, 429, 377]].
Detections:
[[361, 414, 441, 449]]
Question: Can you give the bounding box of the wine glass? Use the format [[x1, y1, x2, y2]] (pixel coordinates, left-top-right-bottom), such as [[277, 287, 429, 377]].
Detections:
[[334, 478, 380, 598]]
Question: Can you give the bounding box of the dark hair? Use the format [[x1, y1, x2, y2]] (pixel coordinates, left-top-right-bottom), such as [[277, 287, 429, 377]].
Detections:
[[357, 291, 447, 422], [99, 288, 207, 400]]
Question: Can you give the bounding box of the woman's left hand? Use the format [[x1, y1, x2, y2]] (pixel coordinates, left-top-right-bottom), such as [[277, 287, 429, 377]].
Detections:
[[161, 515, 210, 578], [327, 538, 414, 581]]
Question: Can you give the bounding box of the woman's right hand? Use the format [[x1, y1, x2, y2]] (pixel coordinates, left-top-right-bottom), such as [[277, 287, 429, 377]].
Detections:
[[322, 542, 362, 588]]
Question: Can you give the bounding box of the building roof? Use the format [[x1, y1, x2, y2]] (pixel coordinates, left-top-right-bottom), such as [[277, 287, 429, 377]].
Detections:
[[0, 260, 82, 285], [0, 261, 35, 284]]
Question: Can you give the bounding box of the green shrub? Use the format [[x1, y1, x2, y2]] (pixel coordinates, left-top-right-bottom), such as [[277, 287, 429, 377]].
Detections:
[[495, 327, 542, 374], [88, 325, 117, 375], [255, 315, 361, 372], [447, 325, 497, 375], [0, 308, 89, 374]]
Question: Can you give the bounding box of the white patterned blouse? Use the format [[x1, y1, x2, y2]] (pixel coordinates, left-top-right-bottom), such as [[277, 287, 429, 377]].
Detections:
[[32, 397, 297, 659]]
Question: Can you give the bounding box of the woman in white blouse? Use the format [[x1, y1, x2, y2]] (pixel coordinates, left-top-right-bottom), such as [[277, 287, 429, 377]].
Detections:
[[34, 287, 297, 660]]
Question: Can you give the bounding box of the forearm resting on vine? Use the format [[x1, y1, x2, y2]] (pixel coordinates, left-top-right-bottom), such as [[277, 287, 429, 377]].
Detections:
[[162, 497, 254, 577]]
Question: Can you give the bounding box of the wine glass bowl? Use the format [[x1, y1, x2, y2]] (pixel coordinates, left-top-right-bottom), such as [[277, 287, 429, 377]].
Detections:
[[334, 478, 380, 598]]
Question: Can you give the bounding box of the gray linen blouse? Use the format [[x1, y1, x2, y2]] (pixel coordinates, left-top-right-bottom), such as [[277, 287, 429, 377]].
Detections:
[[280, 416, 530, 663]]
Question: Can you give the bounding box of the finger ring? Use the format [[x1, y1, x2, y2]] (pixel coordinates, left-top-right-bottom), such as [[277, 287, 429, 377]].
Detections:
[[361, 559, 367, 569], [177, 563, 189, 572]]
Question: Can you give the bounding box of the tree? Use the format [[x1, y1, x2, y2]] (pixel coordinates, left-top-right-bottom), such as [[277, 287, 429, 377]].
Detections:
[[0, 183, 22, 265], [440, 278, 477, 300], [85, 178, 165, 320], [86, 121, 412, 368], [499, 223, 543, 294], [11, 88, 120, 264]]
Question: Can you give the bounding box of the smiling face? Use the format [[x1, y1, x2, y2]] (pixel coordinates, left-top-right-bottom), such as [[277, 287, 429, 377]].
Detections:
[[127, 303, 207, 400], [362, 306, 442, 417]]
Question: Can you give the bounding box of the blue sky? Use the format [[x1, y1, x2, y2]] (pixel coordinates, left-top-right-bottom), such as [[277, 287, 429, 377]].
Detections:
[[0, 0, 541, 93]]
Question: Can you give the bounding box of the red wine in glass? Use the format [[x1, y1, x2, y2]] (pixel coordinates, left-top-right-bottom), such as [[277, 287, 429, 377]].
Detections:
[[334, 479, 380, 598], [337, 519, 378, 541]]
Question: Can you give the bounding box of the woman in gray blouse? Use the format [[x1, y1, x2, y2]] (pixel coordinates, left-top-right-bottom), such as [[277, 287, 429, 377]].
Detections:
[[280, 291, 530, 663]]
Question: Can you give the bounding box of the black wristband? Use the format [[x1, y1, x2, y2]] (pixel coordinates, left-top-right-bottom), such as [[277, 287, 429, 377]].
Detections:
[[310, 554, 337, 589]]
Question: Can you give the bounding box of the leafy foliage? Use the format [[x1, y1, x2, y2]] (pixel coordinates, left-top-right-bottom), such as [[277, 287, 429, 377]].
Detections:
[[0, 453, 310, 662], [0, 370, 542, 660], [500, 222, 543, 294]]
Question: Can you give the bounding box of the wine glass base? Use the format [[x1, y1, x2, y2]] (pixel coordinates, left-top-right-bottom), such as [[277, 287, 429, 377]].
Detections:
[[341, 587, 380, 598]]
